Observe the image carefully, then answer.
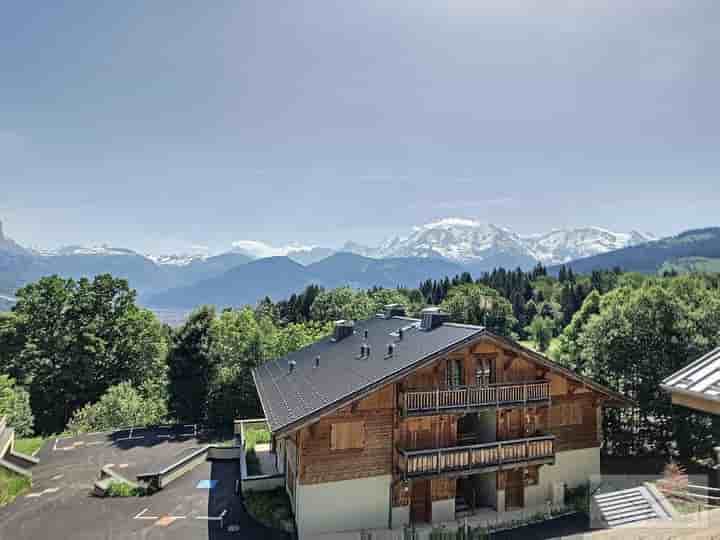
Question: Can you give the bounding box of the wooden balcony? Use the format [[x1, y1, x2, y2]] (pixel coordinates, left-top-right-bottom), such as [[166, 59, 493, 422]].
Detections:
[[397, 435, 556, 479], [402, 380, 550, 416]]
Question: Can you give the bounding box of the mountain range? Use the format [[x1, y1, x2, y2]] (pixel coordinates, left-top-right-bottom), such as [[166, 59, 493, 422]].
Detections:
[[3, 217, 717, 313]]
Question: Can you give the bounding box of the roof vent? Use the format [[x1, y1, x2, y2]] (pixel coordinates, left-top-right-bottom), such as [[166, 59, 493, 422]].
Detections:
[[420, 307, 449, 331], [333, 320, 354, 342], [288, 359, 297, 374], [384, 303, 406, 319]]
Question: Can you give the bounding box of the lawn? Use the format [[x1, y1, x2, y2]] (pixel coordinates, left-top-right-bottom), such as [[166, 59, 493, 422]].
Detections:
[[244, 425, 270, 450], [13, 436, 46, 456], [0, 468, 31, 506]]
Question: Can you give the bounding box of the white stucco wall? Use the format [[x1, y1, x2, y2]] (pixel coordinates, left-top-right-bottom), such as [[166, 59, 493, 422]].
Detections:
[[432, 499, 455, 523], [525, 447, 601, 508], [391, 506, 410, 529], [295, 475, 391, 539]]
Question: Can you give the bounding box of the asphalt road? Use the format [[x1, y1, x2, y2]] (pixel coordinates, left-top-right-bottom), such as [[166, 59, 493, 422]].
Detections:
[[0, 428, 290, 540]]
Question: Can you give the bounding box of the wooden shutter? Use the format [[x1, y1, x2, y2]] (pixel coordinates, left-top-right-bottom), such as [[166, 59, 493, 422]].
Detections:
[[330, 421, 365, 450]]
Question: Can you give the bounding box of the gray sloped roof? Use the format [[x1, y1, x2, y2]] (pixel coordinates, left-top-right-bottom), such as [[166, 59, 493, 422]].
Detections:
[[662, 347, 720, 401], [252, 316, 483, 434]]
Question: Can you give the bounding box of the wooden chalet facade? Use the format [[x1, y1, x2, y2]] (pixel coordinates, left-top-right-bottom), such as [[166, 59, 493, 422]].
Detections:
[[253, 307, 632, 538]]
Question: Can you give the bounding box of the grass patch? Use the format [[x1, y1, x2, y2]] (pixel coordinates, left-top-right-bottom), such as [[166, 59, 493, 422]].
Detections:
[[245, 487, 294, 532], [106, 481, 146, 497], [246, 448, 263, 475], [244, 426, 270, 450], [0, 468, 31, 506], [13, 436, 46, 456]]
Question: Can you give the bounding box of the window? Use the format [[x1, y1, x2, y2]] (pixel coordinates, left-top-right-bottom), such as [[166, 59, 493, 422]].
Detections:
[[551, 403, 583, 426], [330, 421, 365, 451], [446, 358, 464, 388]]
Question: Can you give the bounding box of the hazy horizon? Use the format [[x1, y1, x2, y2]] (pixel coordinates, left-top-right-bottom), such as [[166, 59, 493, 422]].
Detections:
[[3, 2, 718, 253]]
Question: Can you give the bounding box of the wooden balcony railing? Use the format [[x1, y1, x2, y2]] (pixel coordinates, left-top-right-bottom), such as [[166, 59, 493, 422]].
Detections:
[[397, 435, 556, 478], [403, 380, 550, 415]]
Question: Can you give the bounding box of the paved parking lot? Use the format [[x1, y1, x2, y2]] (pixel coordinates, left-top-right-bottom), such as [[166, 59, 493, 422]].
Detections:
[[0, 427, 290, 540]]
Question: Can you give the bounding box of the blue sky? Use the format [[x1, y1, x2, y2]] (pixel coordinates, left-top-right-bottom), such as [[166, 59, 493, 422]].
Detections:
[[2, 1, 718, 254]]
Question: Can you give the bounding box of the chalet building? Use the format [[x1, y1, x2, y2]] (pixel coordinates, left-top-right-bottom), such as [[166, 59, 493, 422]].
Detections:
[[252, 306, 633, 539]]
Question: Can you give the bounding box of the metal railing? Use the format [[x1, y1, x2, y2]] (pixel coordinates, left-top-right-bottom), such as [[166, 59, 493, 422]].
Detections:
[[403, 380, 550, 414], [397, 435, 556, 478]]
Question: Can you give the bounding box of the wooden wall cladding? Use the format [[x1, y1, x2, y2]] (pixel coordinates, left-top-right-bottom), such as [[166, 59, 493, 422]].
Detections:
[[297, 385, 396, 485]]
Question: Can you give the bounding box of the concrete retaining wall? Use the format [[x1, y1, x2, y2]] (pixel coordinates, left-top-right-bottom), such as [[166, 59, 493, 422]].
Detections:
[[137, 445, 210, 490]]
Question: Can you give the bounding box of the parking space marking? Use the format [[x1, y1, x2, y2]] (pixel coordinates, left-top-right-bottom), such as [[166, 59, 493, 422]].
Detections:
[[195, 509, 227, 525], [134, 508, 159, 520]]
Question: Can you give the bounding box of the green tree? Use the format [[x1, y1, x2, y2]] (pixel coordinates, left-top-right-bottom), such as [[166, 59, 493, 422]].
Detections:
[[67, 382, 166, 433], [0, 375, 34, 437], [7, 275, 167, 434], [440, 284, 517, 336], [577, 277, 720, 457], [310, 287, 373, 322], [525, 316, 555, 352], [167, 306, 216, 424]]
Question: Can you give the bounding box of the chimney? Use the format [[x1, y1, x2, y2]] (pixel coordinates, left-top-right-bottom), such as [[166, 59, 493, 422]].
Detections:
[[384, 304, 406, 319], [333, 320, 354, 342], [288, 359, 297, 374], [314, 356, 320, 368], [420, 307, 449, 331]]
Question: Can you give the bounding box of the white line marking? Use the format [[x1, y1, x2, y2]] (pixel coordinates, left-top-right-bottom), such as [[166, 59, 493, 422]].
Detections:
[[157, 434, 173, 439], [134, 508, 159, 520], [86, 441, 103, 446], [118, 464, 129, 469], [196, 509, 227, 521], [25, 493, 42, 498], [43, 487, 60, 494], [51, 474, 64, 481]]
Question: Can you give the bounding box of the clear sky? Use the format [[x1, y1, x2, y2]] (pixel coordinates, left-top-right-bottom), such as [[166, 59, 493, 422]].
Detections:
[[2, 1, 718, 254]]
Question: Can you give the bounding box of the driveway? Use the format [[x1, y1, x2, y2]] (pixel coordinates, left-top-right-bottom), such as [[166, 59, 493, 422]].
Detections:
[[0, 428, 291, 540]]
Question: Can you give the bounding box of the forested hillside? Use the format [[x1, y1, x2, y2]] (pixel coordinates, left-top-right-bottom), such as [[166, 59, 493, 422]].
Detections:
[[1, 267, 719, 463]]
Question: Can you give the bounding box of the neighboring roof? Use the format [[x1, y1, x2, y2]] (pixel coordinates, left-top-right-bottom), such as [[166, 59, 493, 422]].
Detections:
[[661, 347, 720, 402], [253, 316, 483, 434], [253, 317, 635, 436], [593, 487, 672, 528]]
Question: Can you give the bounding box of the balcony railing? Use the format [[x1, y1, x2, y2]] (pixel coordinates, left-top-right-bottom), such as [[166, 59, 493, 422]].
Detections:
[[397, 435, 556, 478], [403, 380, 550, 415]]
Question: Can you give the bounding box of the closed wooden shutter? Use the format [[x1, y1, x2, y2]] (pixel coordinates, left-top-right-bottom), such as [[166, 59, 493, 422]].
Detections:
[[552, 403, 583, 427], [330, 421, 365, 450]]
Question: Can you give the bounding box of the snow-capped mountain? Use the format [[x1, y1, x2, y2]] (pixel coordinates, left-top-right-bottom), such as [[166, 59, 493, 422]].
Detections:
[[230, 240, 334, 265], [342, 219, 655, 268], [524, 228, 655, 265], [147, 253, 210, 267]]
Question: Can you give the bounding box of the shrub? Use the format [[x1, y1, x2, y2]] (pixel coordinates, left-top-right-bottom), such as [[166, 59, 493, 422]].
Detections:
[[106, 481, 146, 497], [244, 488, 294, 531], [67, 382, 166, 434]]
